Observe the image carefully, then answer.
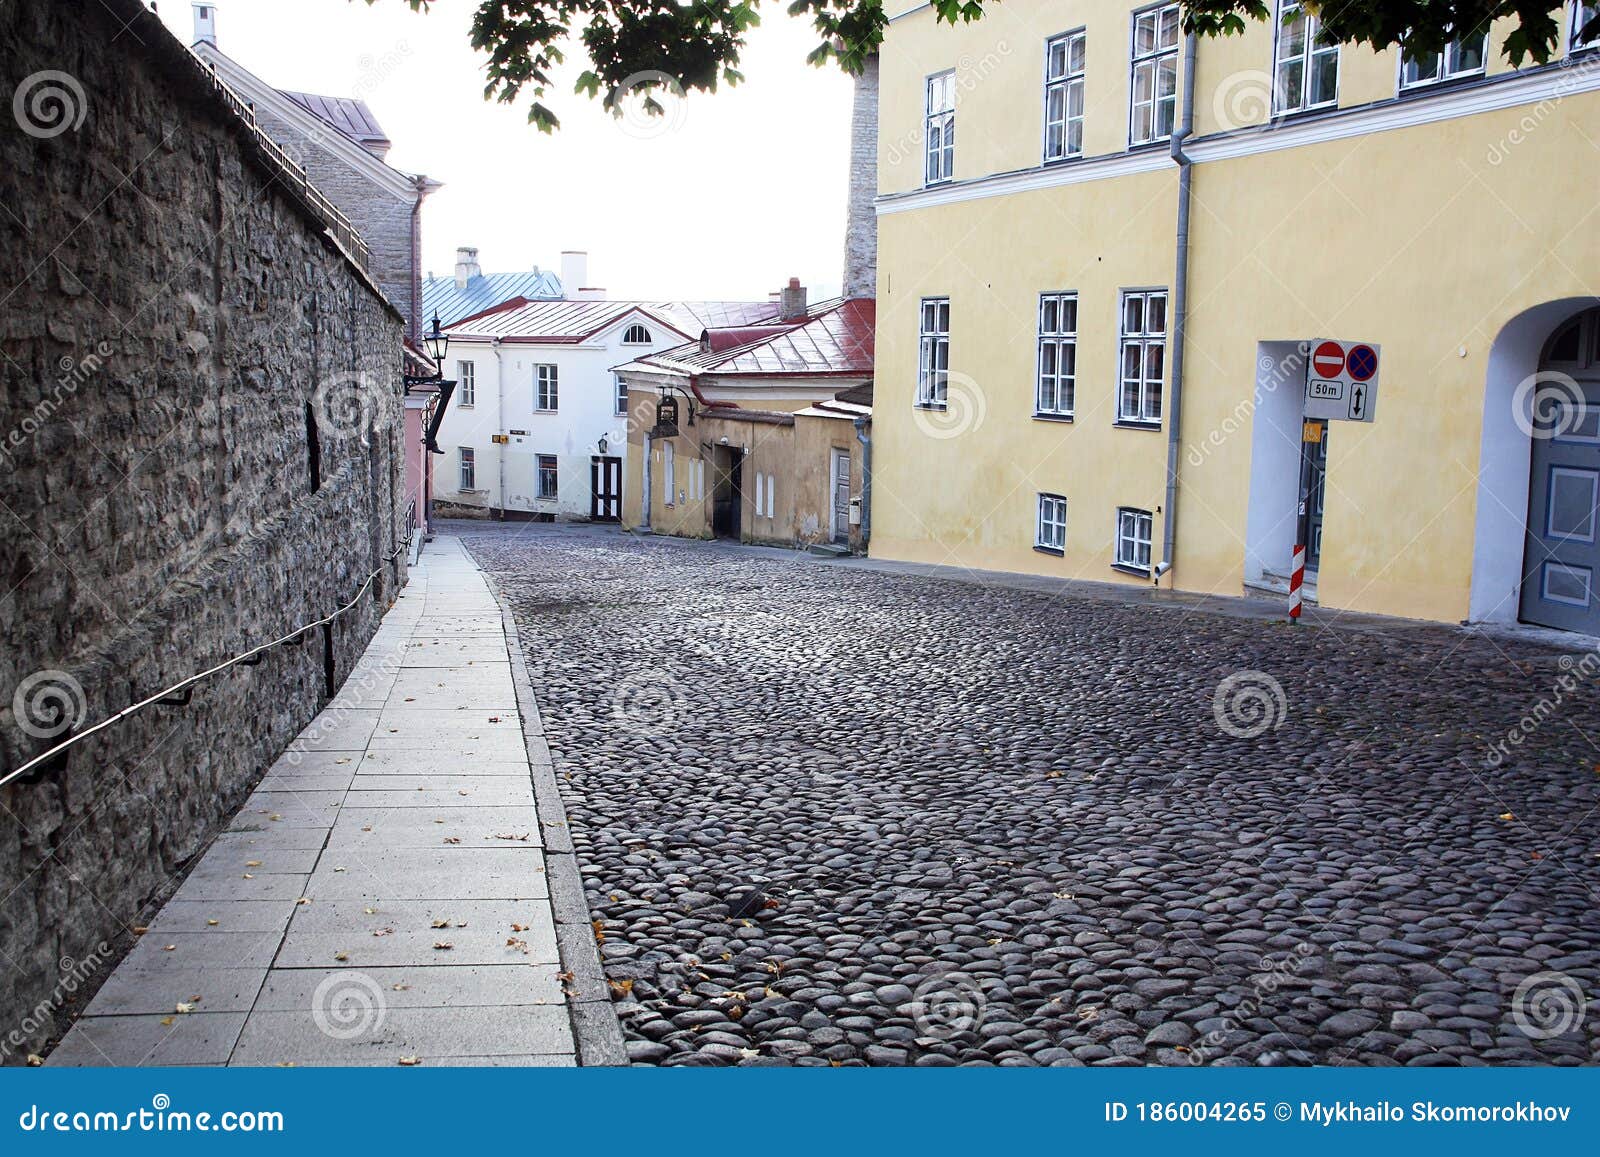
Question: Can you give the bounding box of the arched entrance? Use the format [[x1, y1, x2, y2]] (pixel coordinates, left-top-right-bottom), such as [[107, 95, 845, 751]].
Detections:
[[1519, 308, 1600, 633], [1471, 300, 1600, 628]]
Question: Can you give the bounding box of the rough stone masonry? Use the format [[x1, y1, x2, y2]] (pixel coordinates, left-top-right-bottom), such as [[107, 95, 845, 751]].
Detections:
[[0, 0, 408, 1058]]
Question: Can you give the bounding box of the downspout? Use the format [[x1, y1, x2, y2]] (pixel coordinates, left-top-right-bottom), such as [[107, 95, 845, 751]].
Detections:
[[641, 431, 653, 531], [1154, 31, 1198, 585], [853, 414, 872, 552], [493, 336, 506, 520]]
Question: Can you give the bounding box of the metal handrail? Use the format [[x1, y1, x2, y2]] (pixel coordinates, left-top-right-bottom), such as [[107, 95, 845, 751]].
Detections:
[[0, 532, 413, 792]]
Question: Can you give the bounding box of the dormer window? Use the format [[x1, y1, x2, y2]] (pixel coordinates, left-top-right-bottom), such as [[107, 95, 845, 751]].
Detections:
[[622, 323, 651, 344]]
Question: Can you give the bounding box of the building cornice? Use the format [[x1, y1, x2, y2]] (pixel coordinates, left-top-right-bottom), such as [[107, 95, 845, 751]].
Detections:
[[877, 54, 1600, 216]]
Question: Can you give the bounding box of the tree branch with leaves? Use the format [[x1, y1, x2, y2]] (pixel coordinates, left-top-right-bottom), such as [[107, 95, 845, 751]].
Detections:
[[373, 1, 1597, 131]]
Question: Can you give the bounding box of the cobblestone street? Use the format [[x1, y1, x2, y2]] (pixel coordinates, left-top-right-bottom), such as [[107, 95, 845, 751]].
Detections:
[[460, 522, 1600, 1067]]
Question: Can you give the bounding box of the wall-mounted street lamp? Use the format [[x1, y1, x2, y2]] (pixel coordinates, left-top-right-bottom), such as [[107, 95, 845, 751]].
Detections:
[[403, 311, 457, 454]]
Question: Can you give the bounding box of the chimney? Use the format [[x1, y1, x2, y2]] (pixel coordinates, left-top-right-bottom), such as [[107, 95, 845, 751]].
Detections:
[[841, 53, 879, 299], [779, 277, 807, 322], [453, 246, 480, 290], [192, 2, 218, 46], [560, 251, 588, 298]]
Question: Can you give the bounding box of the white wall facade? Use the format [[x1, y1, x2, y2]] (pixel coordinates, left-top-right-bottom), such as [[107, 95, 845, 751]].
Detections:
[[431, 311, 686, 519]]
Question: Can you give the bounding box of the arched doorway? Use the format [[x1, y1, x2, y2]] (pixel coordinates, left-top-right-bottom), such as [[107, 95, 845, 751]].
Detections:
[[1519, 308, 1600, 633]]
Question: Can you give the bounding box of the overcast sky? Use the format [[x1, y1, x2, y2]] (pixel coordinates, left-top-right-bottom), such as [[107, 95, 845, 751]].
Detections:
[[156, 1, 854, 302]]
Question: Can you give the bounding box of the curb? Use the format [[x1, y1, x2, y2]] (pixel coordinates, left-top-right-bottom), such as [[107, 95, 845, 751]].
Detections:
[[478, 565, 628, 1067]]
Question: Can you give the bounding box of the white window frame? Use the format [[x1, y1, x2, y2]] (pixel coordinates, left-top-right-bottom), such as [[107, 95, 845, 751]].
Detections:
[[662, 441, 675, 506], [1273, 1, 1340, 113], [1574, 3, 1600, 51], [1400, 27, 1488, 89], [1116, 507, 1154, 571], [1129, 3, 1180, 146], [614, 375, 627, 416], [1044, 30, 1087, 162], [458, 446, 475, 491], [1118, 289, 1167, 425], [536, 453, 558, 500], [1036, 493, 1067, 552], [765, 474, 776, 519], [1036, 292, 1078, 418], [916, 297, 951, 409], [535, 364, 559, 412], [621, 323, 651, 344], [924, 71, 956, 185], [753, 472, 764, 517], [456, 360, 476, 406]]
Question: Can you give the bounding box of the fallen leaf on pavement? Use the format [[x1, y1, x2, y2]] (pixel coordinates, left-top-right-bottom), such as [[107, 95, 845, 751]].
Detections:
[[398, 1056, 421, 1066]]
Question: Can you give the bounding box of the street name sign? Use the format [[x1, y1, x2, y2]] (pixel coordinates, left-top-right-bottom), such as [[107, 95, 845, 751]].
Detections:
[[1303, 339, 1380, 423]]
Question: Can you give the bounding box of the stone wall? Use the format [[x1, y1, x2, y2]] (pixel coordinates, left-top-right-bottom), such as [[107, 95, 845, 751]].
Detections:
[[0, 0, 408, 1058], [250, 103, 424, 338], [842, 54, 879, 301]]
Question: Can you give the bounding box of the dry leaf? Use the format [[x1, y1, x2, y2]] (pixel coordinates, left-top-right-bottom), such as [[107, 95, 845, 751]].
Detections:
[[163, 944, 176, 952], [398, 1056, 421, 1066], [592, 919, 606, 945], [26, 1055, 43, 1067], [432, 942, 453, 950], [175, 1002, 194, 1014], [511, 923, 528, 932], [430, 919, 450, 929], [158, 1018, 174, 1027], [296, 897, 312, 906], [132, 926, 148, 935], [206, 919, 219, 926], [391, 983, 411, 992], [363, 906, 377, 915], [607, 978, 634, 997], [1498, 812, 1515, 821], [334, 951, 349, 962], [507, 937, 529, 954], [245, 861, 262, 868], [443, 837, 461, 845]]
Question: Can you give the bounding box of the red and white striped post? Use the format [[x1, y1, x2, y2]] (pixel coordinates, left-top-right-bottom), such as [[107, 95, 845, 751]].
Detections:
[[1288, 543, 1306, 623]]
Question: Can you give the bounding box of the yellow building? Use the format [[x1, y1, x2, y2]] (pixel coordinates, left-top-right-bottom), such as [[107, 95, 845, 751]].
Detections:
[[872, 1, 1600, 633]]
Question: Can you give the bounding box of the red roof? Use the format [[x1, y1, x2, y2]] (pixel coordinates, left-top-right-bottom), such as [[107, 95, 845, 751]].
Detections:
[[633, 298, 876, 378]]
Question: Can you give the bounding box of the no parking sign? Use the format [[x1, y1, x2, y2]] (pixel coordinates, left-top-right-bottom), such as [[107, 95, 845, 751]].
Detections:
[[1304, 338, 1380, 422]]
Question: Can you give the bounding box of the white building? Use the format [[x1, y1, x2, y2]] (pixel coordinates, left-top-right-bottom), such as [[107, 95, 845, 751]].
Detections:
[[432, 293, 774, 521]]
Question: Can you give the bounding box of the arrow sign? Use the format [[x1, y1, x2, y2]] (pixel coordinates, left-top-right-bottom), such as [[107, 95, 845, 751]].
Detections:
[[1304, 339, 1380, 423]]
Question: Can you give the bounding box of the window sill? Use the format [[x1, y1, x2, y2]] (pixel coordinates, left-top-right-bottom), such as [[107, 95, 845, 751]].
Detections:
[[1113, 419, 1163, 431], [913, 402, 948, 412], [457, 403, 474, 409], [1033, 544, 1064, 557], [1273, 99, 1338, 119], [1127, 137, 1170, 152], [1397, 72, 1484, 98], [923, 177, 954, 189], [1111, 562, 1152, 579], [1042, 151, 1086, 167], [1033, 412, 1074, 423], [533, 409, 558, 414]]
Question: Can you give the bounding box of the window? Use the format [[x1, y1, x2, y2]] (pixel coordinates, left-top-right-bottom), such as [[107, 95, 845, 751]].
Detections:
[[764, 474, 776, 518], [1130, 3, 1180, 145], [614, 375, 628, 416], [535, 364, 559, 411], [1036, 494, 1067, 553], [1044, 31, 1087, 160], [1274, 2, 1339, 112], [925, 71, 956, 184], [916, 297, 950, 408], [1036, 293, 1078, 417], [687, 458, 705, 501], [1118, 290, 1167, 425], [1400, 28, 1487, 88], [1116, 507, 1154, 571], [662, 441, 675, 505], [456, 360, 476, 406], [754, 473, 765, 517], [621, 323, 651, 344], [1575, 3, 1599, 51], [459, 446, 476, 491], [537, 454, 558, 499]]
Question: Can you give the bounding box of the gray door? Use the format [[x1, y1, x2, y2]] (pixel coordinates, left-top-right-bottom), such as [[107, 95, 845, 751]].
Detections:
[[1520, 311, 1600, 633], [830, 450, 851, 544]]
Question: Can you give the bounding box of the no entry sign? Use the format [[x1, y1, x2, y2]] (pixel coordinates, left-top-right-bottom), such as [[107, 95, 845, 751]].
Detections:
[[1304, 338, 1380, 423]]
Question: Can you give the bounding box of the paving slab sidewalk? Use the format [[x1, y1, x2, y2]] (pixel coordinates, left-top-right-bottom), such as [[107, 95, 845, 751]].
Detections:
[[50, 537, 582, 1067]]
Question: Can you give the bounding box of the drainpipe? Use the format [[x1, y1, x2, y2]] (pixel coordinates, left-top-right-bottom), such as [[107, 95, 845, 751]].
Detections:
[[493, 336, 506, 520], [1154, 31, 1197, 586], [641, 432, 653, 531], [853, 414, 872, 551]]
